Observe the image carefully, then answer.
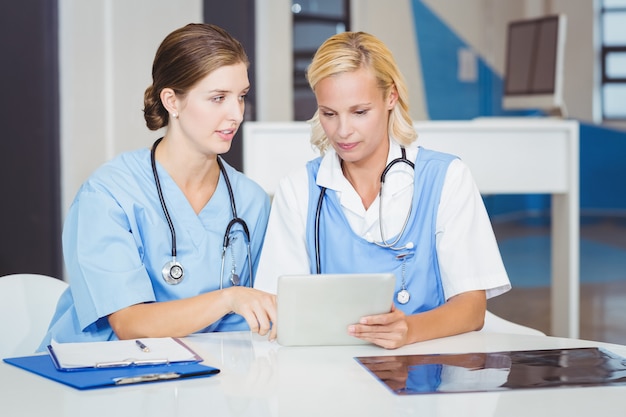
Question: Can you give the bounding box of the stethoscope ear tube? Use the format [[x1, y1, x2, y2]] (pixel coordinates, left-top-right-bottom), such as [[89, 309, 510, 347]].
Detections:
[[223, 217, 251, 248], [380, 153, 415, 183], [151, 138, 185, 284], [314, 187, 326, 275], [151, 138, 252, 286], [314, 147, 415, 273]]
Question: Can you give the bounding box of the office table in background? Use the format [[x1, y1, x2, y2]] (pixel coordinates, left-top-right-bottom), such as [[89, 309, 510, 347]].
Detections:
[[1, 330, 624, 417], [243, 119, 580, 338]]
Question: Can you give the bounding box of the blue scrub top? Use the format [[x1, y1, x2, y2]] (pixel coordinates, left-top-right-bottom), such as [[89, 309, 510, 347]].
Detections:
[[38, 147, 270, 350], [304, 148, 454, 316]]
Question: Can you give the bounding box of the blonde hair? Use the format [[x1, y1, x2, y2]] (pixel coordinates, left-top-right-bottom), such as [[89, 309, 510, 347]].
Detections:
[[306, 31, 416, 154]]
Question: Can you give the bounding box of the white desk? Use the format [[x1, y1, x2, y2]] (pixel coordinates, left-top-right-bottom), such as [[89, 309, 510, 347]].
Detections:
[[243, 119, 580, 338], [1, 331, 624, 417]]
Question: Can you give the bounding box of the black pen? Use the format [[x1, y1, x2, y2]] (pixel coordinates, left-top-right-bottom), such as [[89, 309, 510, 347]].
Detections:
[[135, 339, 150, 352]]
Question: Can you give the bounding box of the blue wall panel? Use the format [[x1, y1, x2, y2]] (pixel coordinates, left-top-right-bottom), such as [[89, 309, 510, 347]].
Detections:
[[580, 123, 626, 211]]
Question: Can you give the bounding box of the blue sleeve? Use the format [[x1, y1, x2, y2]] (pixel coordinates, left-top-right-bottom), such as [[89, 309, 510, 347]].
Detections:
[[249, 192, 270, 276], [63, 186, 156, 332]]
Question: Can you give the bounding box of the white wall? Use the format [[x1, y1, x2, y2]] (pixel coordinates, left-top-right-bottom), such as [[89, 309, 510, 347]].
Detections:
[[351, 0, 427, 121], [59, 0, 202, 215], [255, 0, 293, 121]]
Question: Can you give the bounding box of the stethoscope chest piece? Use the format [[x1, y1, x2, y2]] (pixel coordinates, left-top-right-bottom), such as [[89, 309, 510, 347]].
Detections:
[[397, 289, 410, 305], [162, 260, 184, 285]]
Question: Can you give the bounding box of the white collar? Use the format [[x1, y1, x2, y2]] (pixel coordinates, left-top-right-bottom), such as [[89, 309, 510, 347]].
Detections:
[[316, 139, 416, 193]]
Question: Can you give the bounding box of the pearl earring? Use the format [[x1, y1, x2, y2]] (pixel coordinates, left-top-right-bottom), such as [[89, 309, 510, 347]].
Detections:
[[172, 112, 178, 119]]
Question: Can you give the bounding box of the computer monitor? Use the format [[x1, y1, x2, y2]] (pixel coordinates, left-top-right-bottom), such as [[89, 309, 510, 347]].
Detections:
[[502, 14, 567, 116]]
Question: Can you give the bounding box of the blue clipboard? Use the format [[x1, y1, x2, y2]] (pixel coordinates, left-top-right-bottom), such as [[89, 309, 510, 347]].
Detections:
[[3, 354, 220, 390]]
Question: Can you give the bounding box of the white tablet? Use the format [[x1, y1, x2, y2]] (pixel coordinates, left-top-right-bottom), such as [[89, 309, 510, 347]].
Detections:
[[276, 273, 396, 346]]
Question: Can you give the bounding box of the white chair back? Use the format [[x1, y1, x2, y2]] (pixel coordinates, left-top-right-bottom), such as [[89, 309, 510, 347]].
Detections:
[[0, 273, 68, 358], [482, 310, 546, 336]]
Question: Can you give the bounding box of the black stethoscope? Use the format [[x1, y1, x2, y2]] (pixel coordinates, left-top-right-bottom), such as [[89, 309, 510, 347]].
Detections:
[[150, 138, 252, 287], [314, 147, 415, 304]]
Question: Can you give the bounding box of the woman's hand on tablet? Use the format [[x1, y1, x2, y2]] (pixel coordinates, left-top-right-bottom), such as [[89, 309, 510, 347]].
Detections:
[[226, 287, 277, 341], [349, 290, 486, 349], [348, 305, 409, 349]]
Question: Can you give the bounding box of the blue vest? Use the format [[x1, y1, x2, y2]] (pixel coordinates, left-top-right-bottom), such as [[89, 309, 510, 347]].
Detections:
[[305, 147, 456, 315]]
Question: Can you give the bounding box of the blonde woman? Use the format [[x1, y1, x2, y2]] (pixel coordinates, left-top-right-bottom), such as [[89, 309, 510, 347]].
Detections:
[[255, 32, 510, 349]]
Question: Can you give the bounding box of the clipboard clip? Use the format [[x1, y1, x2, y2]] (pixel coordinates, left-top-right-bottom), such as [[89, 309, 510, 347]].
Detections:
[[113, 368, 220, 385], [114, 372, 180, 385], [95, 358, 169, 368]]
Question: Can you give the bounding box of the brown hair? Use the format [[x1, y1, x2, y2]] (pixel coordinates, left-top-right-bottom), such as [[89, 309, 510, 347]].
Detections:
[[143, 23, 249, 130]]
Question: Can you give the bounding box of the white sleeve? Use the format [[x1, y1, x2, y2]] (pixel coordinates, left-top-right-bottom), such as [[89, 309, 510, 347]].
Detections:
[[436, 159, 511, 300], [254, 168, 312, 294]]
